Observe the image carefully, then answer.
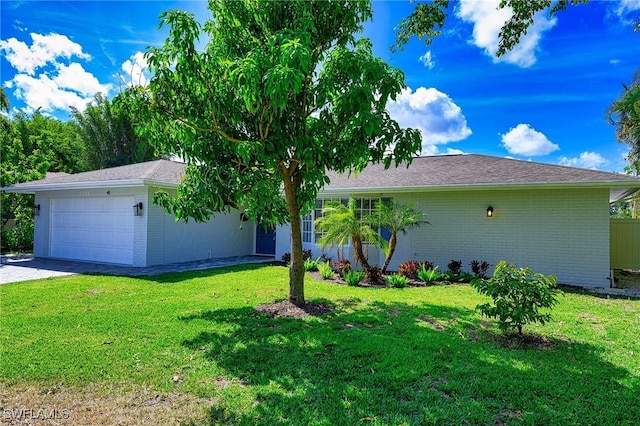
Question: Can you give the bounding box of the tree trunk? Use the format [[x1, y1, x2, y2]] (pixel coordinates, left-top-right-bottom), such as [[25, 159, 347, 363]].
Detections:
[[352, 236, 370, 273], [282, 172, 305, 306], [381, 233, 397, 274]]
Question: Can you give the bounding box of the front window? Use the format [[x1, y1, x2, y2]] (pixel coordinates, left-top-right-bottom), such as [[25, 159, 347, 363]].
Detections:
[[301, 197, 383, 244]]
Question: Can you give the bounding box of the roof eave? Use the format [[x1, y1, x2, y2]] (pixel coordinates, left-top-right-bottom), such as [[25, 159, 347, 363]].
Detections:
[[319, 181, 640, 197], [1, 179, 179, 194]]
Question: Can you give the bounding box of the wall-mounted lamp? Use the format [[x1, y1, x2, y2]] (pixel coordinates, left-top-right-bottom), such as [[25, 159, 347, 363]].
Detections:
[[486, 205, 494, 218], [33, 204, 41, 216], [133, 202, 143, 216]]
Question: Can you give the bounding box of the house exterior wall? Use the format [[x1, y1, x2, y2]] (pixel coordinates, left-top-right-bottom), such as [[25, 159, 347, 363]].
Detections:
[[276, 187, 611, 288], [145, 188, 254, 266], [32, 187, 148, 266]]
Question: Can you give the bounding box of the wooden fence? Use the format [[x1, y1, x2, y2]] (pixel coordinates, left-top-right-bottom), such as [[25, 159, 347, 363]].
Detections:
[[611, 219, 640, 270]]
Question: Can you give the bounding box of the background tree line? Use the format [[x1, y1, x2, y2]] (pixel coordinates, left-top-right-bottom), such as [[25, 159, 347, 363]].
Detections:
[[0, 87, 161, 252]]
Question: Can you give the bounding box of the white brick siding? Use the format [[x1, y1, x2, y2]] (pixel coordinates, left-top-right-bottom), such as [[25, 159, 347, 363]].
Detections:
[[281, 188, 611, 288]]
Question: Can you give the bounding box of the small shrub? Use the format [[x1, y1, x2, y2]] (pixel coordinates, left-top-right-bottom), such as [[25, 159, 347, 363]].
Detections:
[[343, 270, 365, 286], [331, 260, 351, 276], [281, 250, 314, 265], [398, 260, 422, 279], [365, 265, 383, 284], [302, 249, 313, 261], [470, 260, 491, 279], [441, 271, 457, 284], [457, 272, 475, 283], [417, 265, 443, 284], [318, 261, 334, 279], [447, 260, 463, 276], [319, 253, 332, 263], [304, 257, 320, 272], [386, 274, 409, 288], [471, 260, 562, 335], [422, 260, 435, 271]]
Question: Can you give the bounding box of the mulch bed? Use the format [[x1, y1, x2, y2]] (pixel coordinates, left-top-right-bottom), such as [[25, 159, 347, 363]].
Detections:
[[255, 300, 334, 319]]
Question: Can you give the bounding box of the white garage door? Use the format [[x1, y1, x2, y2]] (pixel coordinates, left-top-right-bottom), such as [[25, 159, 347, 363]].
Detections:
[[50, 196, 135, 265]]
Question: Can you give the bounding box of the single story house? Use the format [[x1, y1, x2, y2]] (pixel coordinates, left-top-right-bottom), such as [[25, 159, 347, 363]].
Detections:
[[3, 154, 639, 288], [275, 154, 640, 288], [1, 160, 276, 266]]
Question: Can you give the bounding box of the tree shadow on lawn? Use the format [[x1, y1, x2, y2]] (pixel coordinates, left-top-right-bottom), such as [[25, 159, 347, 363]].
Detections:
[[180, 301, 639, 425]]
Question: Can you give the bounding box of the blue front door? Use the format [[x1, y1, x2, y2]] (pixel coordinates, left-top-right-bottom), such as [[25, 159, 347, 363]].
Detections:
[[256, 224, 276, 255]]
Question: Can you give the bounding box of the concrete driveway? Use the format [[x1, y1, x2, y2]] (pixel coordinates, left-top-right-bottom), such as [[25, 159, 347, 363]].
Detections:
[[0, 254, 276, 284]]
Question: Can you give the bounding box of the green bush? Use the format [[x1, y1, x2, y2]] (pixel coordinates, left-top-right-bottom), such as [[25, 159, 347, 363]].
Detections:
[[343, 270, 365, 286], [471, 260, 562, 335], [318, 261, 334, 279], [386, 274, 409, 288], [457, 272, 475, 283], [417, 265, 443, 284], [304, 257, 320, 271], [1, 206, 34, 253]]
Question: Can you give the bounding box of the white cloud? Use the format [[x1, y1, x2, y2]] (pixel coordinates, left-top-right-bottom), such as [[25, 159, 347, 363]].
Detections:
[[455, 0, 557, 68], [120, 51, 149, 87], [501, 123, 559, 156], [0, 33, 90, 75], [7, 65, 112, 114], [559, 152, 608, 169], [10, 73, 94, 113], [386, 87, 472, 156], [419, 51, 435, 70], [616, 0, 640, 17], [610, 58, 621, 65], [2, 32, 112, 113], [54, 63, 111, 96]]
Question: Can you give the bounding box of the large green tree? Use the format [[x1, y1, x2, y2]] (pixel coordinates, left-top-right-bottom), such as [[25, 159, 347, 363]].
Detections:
[[12, 110, 90, 174], [0, 108, 46, 251], [1, 99, 91, 251], [72, 91, 159, 169], [140, 0, 421, 306]]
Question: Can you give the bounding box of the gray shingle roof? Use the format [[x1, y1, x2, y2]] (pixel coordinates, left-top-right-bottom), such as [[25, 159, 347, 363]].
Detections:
[[2, 160, 185, 192], [324, 154, 640, 191], [3, 155, 639, 200]]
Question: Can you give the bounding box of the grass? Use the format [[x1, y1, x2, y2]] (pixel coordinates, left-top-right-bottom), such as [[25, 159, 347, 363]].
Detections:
[[1, 264, 639, 425]]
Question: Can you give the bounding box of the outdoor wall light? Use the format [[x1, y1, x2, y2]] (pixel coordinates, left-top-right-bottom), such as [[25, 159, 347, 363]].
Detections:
[[486, 205, 494, 218], [133, 202, 143, 216], [33, 204, 41, 216]]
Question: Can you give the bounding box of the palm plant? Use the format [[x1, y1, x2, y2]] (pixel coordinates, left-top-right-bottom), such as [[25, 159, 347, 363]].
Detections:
[[368, 201, 427, 274], [607, 77, 640, 161], [314, 199, 385, 274]]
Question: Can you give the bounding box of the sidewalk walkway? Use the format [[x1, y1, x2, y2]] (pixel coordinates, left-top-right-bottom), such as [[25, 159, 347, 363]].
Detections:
[[0, 254, 276, 284]]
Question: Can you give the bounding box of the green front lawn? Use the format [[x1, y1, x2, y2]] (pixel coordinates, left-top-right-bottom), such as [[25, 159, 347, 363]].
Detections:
[[1, 265, 639, 425]]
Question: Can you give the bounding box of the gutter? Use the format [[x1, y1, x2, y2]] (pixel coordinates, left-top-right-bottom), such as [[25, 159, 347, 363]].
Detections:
[[318, 181, 640, 202], [1, 179, 180, 194]]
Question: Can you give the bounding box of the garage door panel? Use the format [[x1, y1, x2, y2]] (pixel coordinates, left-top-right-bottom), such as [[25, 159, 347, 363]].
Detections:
[[50, 196, 135, 265]]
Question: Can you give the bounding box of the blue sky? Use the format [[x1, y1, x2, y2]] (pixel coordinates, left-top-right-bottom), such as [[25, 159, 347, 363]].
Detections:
[[1, 1, 639, 172]]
